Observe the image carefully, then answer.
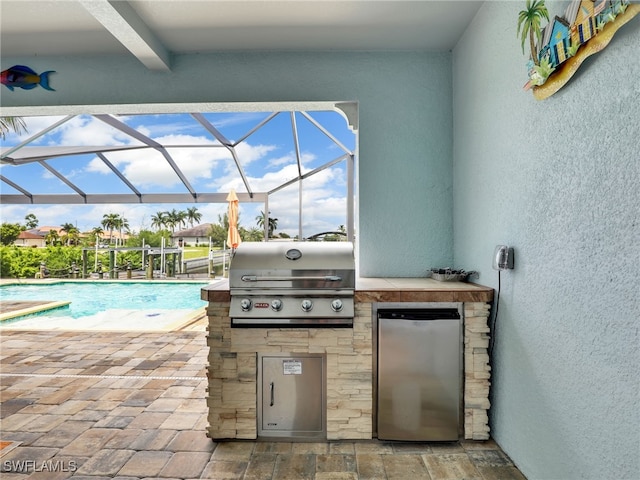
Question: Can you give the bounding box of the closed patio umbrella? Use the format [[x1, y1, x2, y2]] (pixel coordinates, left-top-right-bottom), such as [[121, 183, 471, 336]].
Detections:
[[226, 189, 241, 252]]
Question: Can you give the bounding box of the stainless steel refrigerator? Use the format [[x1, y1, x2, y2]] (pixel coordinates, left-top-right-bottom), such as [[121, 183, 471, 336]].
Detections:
[[377, 306, 462, 441]]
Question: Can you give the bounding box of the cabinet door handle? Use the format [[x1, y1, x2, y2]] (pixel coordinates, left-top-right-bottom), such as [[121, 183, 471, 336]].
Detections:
[[269, 382, 274, 406]]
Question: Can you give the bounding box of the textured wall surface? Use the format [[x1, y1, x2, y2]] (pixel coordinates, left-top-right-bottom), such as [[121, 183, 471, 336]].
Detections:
[[1, 51, 454, 277], [453, 2, 640, 479]]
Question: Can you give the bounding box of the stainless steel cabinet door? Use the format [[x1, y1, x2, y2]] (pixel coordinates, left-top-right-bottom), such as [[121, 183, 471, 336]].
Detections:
[[259, 355, 325, 438], [378, 317, 461, 441]]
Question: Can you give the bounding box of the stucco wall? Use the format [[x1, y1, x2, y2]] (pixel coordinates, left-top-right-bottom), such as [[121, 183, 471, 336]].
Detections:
[[453, 2, 640, 479], [0, 51, 454, 277]]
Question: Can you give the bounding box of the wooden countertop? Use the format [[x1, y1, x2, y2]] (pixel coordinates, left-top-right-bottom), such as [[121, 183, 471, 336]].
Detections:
[[202, 277, 493, 303]]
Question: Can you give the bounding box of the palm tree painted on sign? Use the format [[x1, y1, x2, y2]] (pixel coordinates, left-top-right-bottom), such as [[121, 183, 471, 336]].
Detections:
[[517, 0, 550, 67]]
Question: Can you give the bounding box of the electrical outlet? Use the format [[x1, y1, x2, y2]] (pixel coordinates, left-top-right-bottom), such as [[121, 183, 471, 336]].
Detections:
[[492, 245, 514, 270]]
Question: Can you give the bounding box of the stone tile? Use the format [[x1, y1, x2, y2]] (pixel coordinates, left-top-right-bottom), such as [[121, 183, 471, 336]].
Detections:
[[93, 415, 136, 429], [103, 428, 145, 449], [201, 459, 249, 479], [22, 414, 70, 432], [76, 449, 135, 476], [165, 430, 216, 452], [58, 428, 117, 457], [70, 408, 108, 422], [51, 400, 93, 415], [356, 454, 387, 480], [125, 411, 171, 429], [158, 412, 201, 430], [146, 397, 185, 412], [157, 451, 211, 478], [129, 429, 177, 451], [467, 449, 513, 467], [423, 453, 483, 480], [354, 441, 395, 454], [273, 454, 316, 480], [0, 398, 35, 417], [292, 442, 329, 454], [329, 442, 356, 454], [316, 454, 357, 474], [160, 385, 196, 398], [315, 473, 359, 480], [117, 450, 172, 477], [211, 441, 256, 461], [243, 453, 277, 480], [31, 420, 94, 448], [391, 442, 433, 455], [476, 465, 528, 480], [0, 446, 59, 474], [0, 413, 34, 431], [254, 442, 293, 454], [428, 442, 465, 454], [120, 389, 165, 407], [382, 454, 431, 480]]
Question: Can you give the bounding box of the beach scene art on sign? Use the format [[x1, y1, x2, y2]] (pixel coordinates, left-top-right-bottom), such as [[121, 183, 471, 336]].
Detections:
[[518, 0, 639, 99]]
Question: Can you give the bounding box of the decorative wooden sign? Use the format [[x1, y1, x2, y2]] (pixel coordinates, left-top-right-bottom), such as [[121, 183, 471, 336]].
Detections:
[[518, 0, 639, 100]]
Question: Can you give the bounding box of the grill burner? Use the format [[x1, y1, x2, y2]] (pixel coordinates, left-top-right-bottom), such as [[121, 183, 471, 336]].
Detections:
[[228, 242, 355, 327]]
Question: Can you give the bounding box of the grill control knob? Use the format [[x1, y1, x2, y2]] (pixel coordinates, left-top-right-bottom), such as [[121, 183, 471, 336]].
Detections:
[[300, 299, 313, 312], [240, 298, 252, 311], [331, 299, 344, 312], [271, 299, 283, 311]]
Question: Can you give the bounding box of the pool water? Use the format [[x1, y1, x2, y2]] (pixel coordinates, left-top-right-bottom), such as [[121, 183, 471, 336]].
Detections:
[[0, 281, 208, 324]]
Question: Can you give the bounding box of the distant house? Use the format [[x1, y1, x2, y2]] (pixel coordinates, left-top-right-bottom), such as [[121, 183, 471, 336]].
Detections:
[[15, 230, 46, 247], [172, 223, 213, 247]]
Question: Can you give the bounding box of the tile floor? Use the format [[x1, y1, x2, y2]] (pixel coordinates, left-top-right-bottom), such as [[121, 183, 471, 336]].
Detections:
[[0, 330, 526, 479]]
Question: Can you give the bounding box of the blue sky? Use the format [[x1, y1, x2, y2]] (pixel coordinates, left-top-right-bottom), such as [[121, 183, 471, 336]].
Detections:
[[1, 110, 356, 238]]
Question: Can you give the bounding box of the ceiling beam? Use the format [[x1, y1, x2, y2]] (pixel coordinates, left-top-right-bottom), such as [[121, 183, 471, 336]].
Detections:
[[78, 0, 171, 71], [0, 192, 267, 205]]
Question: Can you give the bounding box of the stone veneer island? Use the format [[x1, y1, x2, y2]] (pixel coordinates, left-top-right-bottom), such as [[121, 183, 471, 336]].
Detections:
[[202, 278, 494, 441]]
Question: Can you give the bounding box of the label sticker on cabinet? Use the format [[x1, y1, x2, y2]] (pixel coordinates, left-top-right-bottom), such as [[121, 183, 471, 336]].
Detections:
[[283, 360, 302, 375]]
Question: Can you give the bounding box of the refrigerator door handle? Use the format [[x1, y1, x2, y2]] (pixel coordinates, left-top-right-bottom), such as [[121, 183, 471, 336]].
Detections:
[[269, 381, 274, 406]]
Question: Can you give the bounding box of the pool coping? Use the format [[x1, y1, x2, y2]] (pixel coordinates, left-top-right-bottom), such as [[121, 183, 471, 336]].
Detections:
[[0, 300, 71, 322]]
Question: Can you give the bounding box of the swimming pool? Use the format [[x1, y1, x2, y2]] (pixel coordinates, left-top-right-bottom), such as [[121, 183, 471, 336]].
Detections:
[[0, 281, 210, 330]]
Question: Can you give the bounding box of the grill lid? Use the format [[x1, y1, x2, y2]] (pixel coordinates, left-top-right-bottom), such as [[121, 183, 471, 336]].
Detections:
[[229, 241, 355, 292]]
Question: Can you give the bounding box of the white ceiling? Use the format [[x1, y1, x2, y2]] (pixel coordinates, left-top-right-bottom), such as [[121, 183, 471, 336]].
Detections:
[[1, 0, 483, 71], [1, 0, 484, 210]]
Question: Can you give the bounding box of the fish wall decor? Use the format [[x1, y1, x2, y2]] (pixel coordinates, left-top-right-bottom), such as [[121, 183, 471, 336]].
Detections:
[[1, 65, 56, 91]]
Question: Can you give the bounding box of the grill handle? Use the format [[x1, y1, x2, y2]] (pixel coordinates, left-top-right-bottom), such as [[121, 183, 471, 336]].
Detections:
[[270, 382, 274, 406], [241, 275, 342, 282]]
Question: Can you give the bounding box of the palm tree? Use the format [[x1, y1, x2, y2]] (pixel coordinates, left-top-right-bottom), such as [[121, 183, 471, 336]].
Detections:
[[115, 216, 130, 245], [45, 230, 60, 246], [151, 211, 168, 231], [62, 227, 80, 246], [165, 209, 187, 233], [90, 226, 104, 244], [517, 0, 549, 67], [60, 222, 76, 246], [101, 213, 121, 242], [255, 211, 278, 238], [186, 206, 202, 228], [0, 116, 27, 140], [24, 213, 38, 230]]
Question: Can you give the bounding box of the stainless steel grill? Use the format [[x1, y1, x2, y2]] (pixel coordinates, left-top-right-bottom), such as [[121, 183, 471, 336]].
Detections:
[[228, 241, 355, 327]]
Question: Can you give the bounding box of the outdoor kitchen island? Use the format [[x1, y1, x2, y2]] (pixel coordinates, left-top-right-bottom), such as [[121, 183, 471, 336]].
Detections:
[[202, 277, 494, 442]]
